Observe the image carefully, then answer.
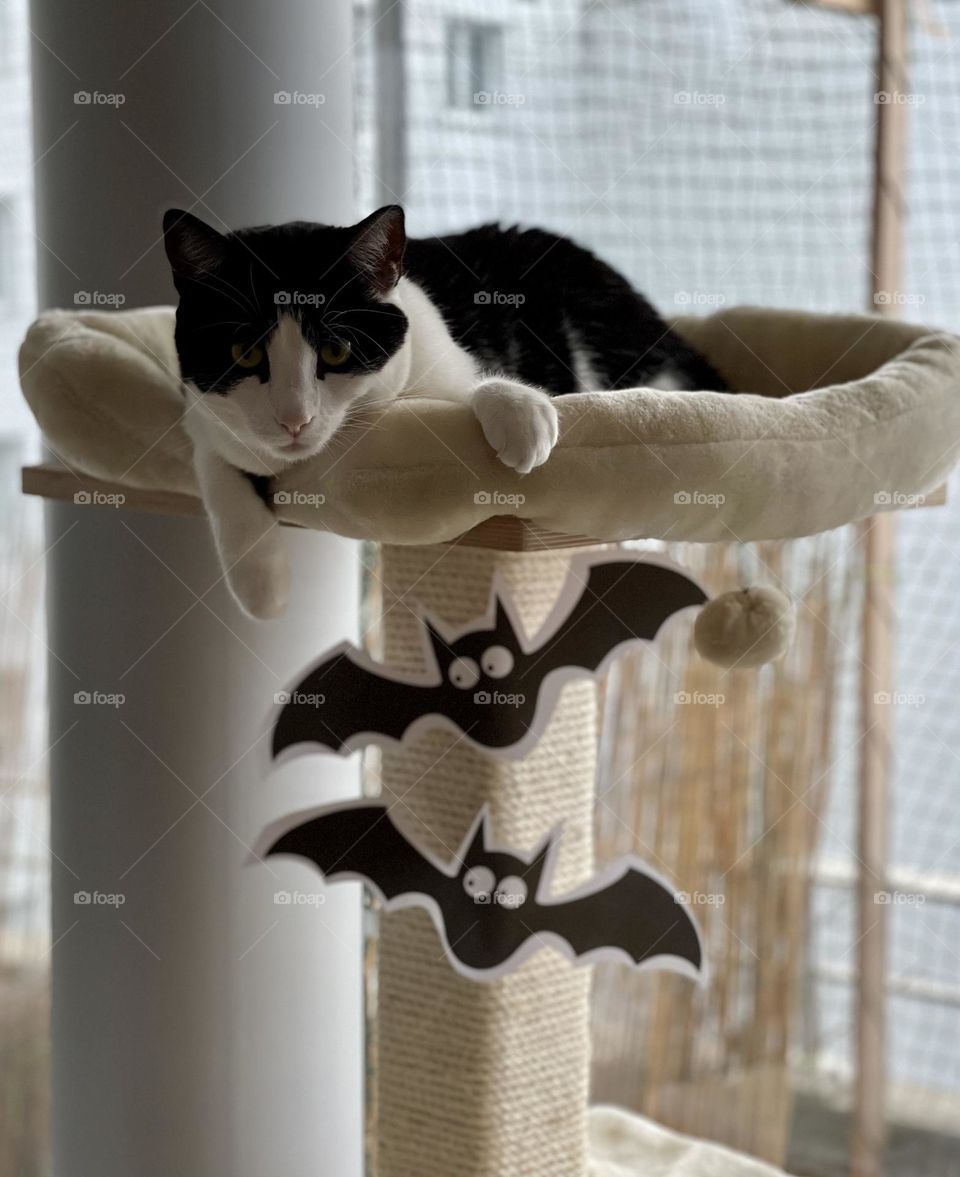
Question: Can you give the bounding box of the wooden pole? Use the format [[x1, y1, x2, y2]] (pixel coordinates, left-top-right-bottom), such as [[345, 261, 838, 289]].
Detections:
[[853, 2, 908, 1174]]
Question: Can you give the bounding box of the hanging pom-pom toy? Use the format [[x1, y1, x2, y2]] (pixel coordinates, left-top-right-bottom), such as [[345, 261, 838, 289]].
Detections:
[[694, 586, 796, 669]]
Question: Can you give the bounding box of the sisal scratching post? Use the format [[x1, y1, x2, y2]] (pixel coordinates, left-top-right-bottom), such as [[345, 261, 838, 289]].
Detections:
[[375, 539, 601, 1177]]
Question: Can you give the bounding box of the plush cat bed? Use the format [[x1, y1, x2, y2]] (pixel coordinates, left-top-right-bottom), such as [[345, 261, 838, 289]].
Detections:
[[22, 306, 817, 1177], [19, 304, 960, 544], [588, 1107, 788, 1176]]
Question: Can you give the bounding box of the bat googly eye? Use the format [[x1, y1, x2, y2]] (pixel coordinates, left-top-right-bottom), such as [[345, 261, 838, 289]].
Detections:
[[462, 865, 495, 902], [448, 657, 480, 690], [495, 875, 528, 907], [481, 645, 514, 678]]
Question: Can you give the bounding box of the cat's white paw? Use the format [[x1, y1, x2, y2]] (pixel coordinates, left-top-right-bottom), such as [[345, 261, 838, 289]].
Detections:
[[473, 379, 559, 475], [224, 532, 290, 620]]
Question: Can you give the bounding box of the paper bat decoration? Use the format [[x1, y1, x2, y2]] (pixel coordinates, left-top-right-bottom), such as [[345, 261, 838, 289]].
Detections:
[[260, 800, 705, 983], [271, 552, 707, 762]]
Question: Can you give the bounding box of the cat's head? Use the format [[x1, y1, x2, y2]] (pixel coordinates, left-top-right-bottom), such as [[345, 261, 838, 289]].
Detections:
[[162, 206, 409, 468]]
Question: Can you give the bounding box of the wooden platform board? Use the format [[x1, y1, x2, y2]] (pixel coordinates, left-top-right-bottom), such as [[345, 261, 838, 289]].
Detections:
[[22, 464, 204, 520]]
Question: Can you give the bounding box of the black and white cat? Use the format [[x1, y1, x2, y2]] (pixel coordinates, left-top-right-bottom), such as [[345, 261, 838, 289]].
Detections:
[[163, 205, 725, 619]]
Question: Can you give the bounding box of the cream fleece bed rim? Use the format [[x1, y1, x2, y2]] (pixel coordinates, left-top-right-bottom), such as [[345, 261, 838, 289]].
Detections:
[[588, 1106, 789, 1176], [19, 304, 960, 545]]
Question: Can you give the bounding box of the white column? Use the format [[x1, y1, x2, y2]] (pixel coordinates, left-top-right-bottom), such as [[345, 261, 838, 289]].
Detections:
[[29, 3, 364, 1175]]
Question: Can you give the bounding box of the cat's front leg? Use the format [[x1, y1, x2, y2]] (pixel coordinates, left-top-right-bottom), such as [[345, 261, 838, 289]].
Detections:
[[193, 444, 289, 620], [472, 377, 559, 475]]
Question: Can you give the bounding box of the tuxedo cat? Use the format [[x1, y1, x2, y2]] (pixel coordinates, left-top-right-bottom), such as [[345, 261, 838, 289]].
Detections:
[[163, 205, 725, 619]]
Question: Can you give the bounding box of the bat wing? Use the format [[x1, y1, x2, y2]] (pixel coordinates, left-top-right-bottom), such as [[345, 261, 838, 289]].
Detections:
[[264, 803, 447, 904], [272, 642, 441, 760], [530, 559, 707, 677], [535, 861, 704, 977]]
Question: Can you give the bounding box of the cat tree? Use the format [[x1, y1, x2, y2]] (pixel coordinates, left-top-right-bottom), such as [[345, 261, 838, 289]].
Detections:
[[19, 300, 960, 1177]]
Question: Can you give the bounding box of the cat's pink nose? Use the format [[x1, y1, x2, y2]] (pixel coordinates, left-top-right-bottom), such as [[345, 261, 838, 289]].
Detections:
[[277, 414, 314, 438]]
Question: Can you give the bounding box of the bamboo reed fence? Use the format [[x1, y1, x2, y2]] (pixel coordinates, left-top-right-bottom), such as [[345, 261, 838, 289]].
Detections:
[[591, 533, 861, 1167]]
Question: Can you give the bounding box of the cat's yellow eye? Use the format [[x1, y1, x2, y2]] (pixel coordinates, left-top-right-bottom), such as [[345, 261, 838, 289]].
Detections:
[[320, 340, 352, 367], [231, 342, 264, 369]]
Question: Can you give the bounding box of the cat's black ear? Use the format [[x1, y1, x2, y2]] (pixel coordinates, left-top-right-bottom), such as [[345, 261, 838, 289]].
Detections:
[[349, 205, 406, 294], [163, 209, 227, 283]]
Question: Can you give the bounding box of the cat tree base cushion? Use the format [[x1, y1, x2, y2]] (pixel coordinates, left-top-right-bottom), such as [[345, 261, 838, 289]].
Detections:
[[588, 1107, 787, 1177], [19, 305, 960, 544]]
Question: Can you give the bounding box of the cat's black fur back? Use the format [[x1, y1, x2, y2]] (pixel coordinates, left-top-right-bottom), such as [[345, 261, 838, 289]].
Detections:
[[406, 224, 726, 394], [167, 207, 726, 398]]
